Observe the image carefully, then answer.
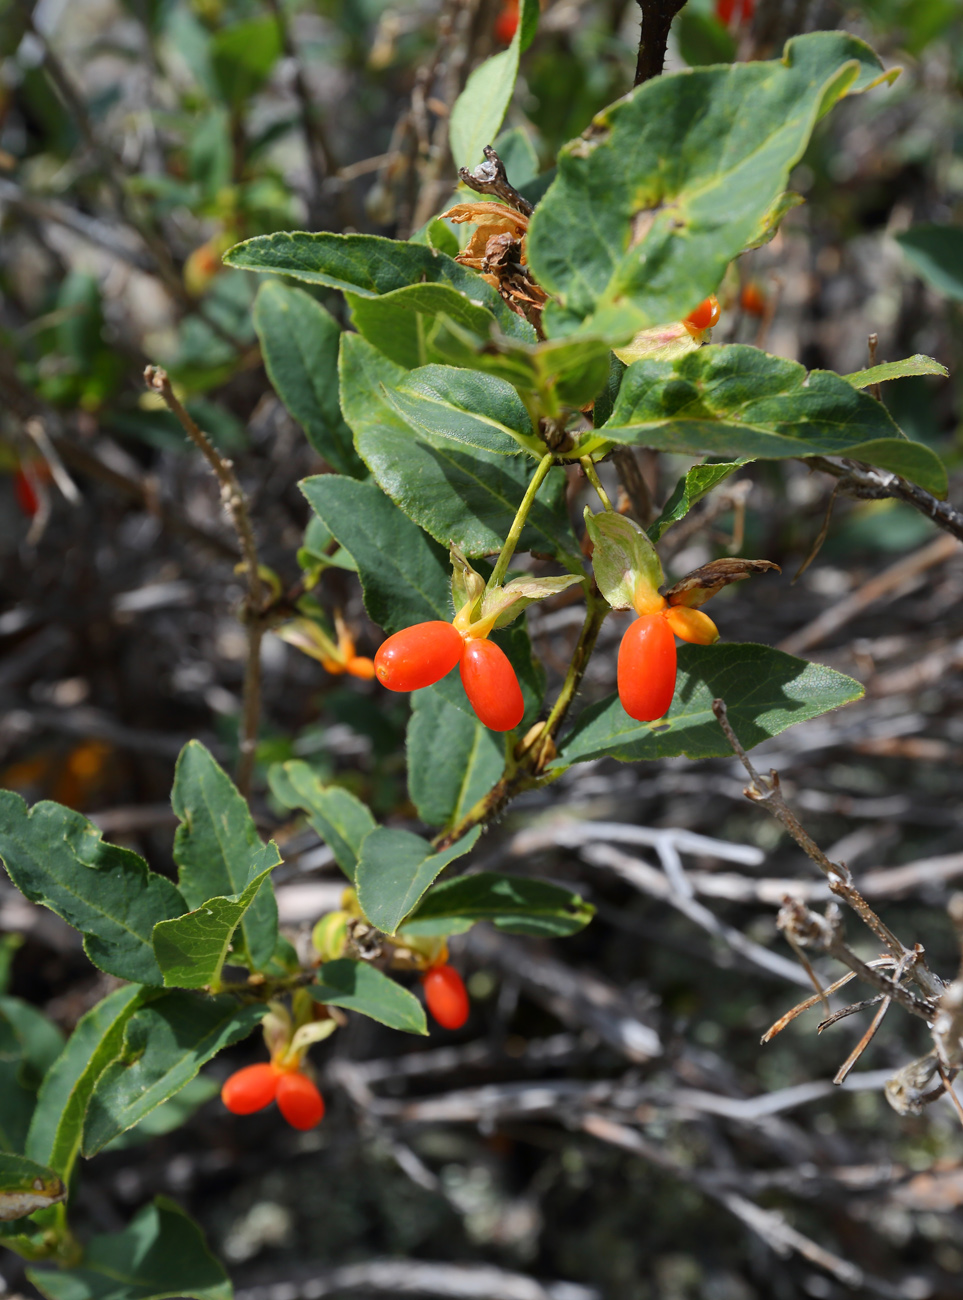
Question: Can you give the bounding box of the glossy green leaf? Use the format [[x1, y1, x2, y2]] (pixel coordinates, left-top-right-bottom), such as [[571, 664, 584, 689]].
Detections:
[[593, 345, 947, 497], [557, 643, 863, 764], [428, 317, 612, 411], [171, 742, 280, 971], [407, 688, 504, 829], [402, 872, 595, 938], [151, 865, 276, 989], [252, 281, 363, 477], [449, 0, 539, 169], [0, 793, 185, 986], [842, 353, 948, 388], [527, 32, 897, 338], [385, 365, 541, 456], [102, 1077, 220, 1152], [224, 231, 533, 340], [648, 461, 744, 542], [267, 761, 375, 882], [28, 1197, 230, 1300], [82, 993, 265, 1155], [310, 959, 427, 1035], [26, 986, 144, 1181], [356, 825, 482, 935], [0, 1154, 65, 1221], [346, 284, 498, 370], [339, 334, 578, 559], [896, 224, 963, 300], [300, 475, 452, 632]]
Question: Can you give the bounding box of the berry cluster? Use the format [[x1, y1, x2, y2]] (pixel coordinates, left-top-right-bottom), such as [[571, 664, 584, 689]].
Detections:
[[221, 1062, 325, 1131], [374, 620, 524, 732]]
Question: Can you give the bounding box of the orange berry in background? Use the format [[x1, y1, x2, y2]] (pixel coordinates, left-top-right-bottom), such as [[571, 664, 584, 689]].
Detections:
[[423, 964, 470, 1030], [740, 281, 767, 315], [346, 656, 376, 680], [374, 621, 466, 692], [275, 1070, 325, 1130], [14, 468, 39, 517], [221, 1063, 280, 1115], [683, 294, 721, 334], [617, 613, 677, 722], [459, 638, 524, 732], [494, 0, 519, 44]]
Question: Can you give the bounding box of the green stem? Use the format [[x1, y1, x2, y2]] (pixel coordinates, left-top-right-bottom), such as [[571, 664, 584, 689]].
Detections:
[[487, 452, 555, 590], [533, 587, 609, 766], [580, 456, 615, 511]]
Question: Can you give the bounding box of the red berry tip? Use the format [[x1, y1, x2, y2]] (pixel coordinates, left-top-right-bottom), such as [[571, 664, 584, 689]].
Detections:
[[373, 621, 465, 693], [459, 638, 524, 732], [423, 964, 470, 1031], [275, 1070, 325, 1130], [221, 1062, 280, 1115]]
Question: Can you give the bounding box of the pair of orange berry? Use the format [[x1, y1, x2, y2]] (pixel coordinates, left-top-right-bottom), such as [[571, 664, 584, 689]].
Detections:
[[374, 622, 524, 732], [221, 1063, 325, 1130]]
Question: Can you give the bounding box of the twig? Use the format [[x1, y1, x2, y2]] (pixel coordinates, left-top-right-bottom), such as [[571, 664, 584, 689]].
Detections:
[[144, 366, 264, 796], [808, 454, 963, 546], [867, 332, 882, 402], [610, 447, 654, 524], [633, 0, 688, 86], [711, 698, 944, 1004], [457, 145, 534, 216], [833, 997, 891, 1085], [779, 530, 960, 654], [234, 1260, 599, 1300]]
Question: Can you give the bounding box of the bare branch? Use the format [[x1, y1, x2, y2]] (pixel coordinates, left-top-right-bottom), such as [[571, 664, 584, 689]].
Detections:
[[633, 0, 689, 86], [458, 145, 534, 216]]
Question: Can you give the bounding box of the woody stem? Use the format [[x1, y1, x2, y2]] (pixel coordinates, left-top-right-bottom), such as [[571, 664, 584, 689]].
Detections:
[[487, 452, 556, 590]]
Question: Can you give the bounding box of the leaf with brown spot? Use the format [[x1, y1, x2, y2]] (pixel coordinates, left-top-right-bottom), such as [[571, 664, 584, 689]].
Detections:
[[665, 558, 780, 608]]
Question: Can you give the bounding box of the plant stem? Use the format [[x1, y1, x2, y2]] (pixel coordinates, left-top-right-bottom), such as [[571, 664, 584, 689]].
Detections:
[[144, 366, 264, 798], [532, 588, 609, 769], [487, 452, 556, 590], [580, 456, 615, 511]]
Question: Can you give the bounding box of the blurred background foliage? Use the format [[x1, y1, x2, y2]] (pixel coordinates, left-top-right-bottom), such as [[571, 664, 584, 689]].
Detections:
[[3, 1, 963, 1297]]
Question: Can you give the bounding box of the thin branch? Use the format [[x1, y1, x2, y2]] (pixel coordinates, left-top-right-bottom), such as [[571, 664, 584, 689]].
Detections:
[[633, 0, 688, 86], [144, 366, 264, 796], [808, 454, 963, 546], [833, 997, 891, 1085]]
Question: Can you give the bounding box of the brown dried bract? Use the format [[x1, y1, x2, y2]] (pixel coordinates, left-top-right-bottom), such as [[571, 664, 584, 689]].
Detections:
[[665, 558, 781, 608], [439, 202, 546, 331]]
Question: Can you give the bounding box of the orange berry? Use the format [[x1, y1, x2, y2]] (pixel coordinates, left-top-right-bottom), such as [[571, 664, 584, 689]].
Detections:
[[617, 613, 677, 722], [374, 621, 465, 692], [459, 638, 524, 732], [683, 295, 721, 334], [423, 964, 470, 1030], [740, 282, 766, 316], [664, 605, 719, 645], [275, 1070, 325, 1130], [715, 0, 736, 22], [494, 0, 519, 44], [347, 656, 376, 680], [221, 1063, 280, 1115]]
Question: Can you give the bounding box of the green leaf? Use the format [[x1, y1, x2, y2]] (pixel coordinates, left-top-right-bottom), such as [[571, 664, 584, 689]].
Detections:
[[557, 642, 864, 764], [171, 742, 280, 971], [252, 281, 364, 477], [101, 1077, 220, 1152], [428, 318, 612, 411], [527, 32, 897, 338], [385, 365, 541, 455], [356, 825, 482, 935], [842, 353, 948, 389], [310, 960, 427, 1034], [648, 461, 744, 542], [210, 16, 281, 106], [224, 231, 533, 341], [0, 1154, 65, 1222], [407, 689, 504, 829], [300, 475, 452, 632], [594, 345, 948, 498], [28, 1197, 231, 1300], [0, 996, 65, 1155], [267, 761, 375, 883], [151, 866, 276, 989], [26, 986, 144, 1182], [585, 510, 663, 610], [896, 224, 963, 301], [340, 334, 578, 559], [82, 993, 265, 1156], [409, 217, 460, 257], [449, 0, 539, 169], [0, 794, 185, 986], [346, 284, 499, 370], [402, 872, 595, 938]]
